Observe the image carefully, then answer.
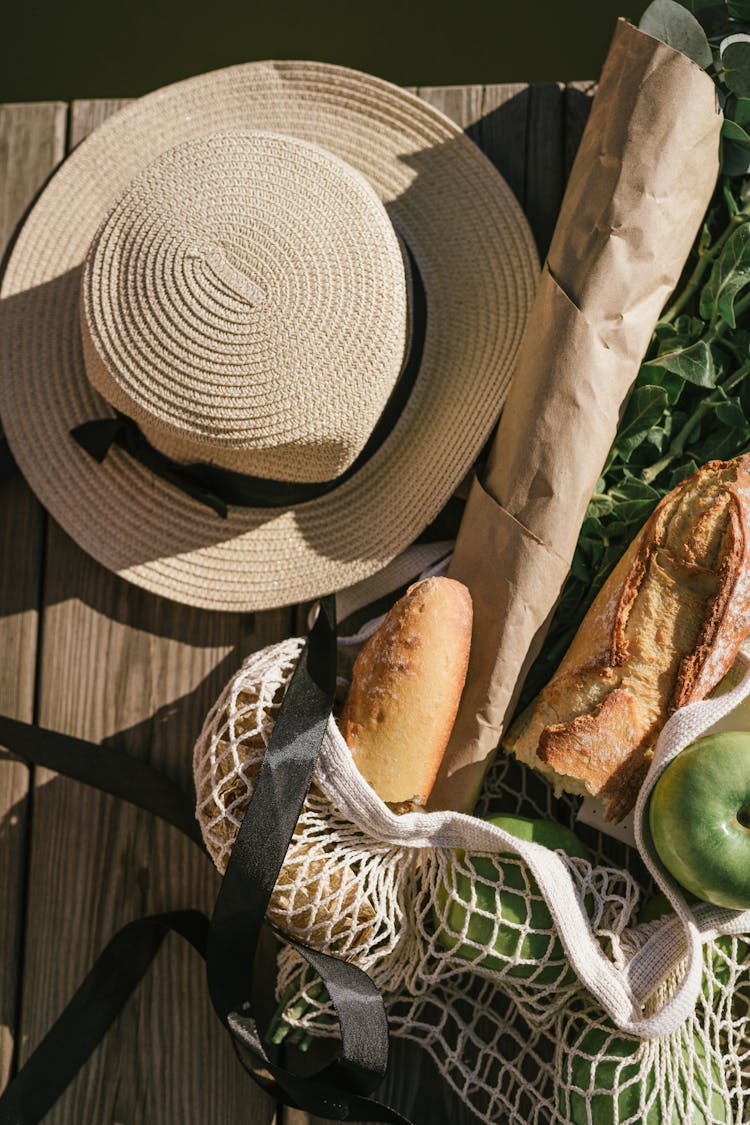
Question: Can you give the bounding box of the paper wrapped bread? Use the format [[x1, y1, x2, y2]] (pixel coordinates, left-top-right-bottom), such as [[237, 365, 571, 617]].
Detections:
[[430, 20, 722, 816], [505, 456, 750, 820], [340, 576, 472, 811]]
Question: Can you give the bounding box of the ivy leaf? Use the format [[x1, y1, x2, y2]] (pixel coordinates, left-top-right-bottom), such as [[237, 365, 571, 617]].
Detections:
[[599, 542, 628, 579], [615, 477, 662, 501], [637, 360, 688, 402], [575, 536, 605, 572], [725, 328, 750, 360], [660, 314, 705, 345], [653, 368, 688, 403], [721, 35, 750, 98], [569, 551, 594, 585], [640, 0, 713, 66], [732, 98, 750, 128], [700, 221, 750, 327], [667, 459, 699, 489], [612, 498, 660, 524], [584, 495, 613, 520], [715, 399, 747, 427], [727, 0, 750, 20], [581, 515, 608, 537], [678, 314, 705, 337], [723, 118, 750, 146], [690, 426, 748, 462], [615, 386, 670, 459], [644, 339, 716, 386], [722, 139, 750, 176], [645, 426, 668, 451]]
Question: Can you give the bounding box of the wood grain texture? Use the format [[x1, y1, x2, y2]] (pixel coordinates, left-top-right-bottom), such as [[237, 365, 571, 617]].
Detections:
[[564, 80, 595, 177], [20, 525, 286, 1123], [525, 82, 565, 259], [67, 97, 132, 147], [417, 83, 484, 144], [0, 100, 67, 1091], [480, 83, 529, 210], [11, 98, 287, 1124]]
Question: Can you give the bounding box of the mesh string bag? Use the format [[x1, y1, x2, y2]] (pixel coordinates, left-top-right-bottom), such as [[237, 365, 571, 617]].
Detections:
[[193, 631, 750, 1125]]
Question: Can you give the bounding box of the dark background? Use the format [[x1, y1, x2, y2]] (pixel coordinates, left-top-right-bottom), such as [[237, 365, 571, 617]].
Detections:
[[3, 0, 651, 102]]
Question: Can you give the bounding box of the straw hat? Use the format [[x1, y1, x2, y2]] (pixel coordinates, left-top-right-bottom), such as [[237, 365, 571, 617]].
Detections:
[[0, 61, 538, 611]]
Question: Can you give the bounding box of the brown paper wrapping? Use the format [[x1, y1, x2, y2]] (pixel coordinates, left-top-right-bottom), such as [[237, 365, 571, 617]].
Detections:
[[430, 19, 722, 813]]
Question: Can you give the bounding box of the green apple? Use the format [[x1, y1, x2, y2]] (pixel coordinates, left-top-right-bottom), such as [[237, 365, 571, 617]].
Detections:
[[602, 891, 733, 1120], [434, 813, 592, 985], [560, 1018, 727, 1125], [635, 891, 698, 925], [648, 732, 750, 910]]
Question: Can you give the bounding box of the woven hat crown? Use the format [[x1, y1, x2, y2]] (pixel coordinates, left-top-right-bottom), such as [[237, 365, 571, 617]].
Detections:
[[0, 58, 539, 609], [79, 130, 410, 483]]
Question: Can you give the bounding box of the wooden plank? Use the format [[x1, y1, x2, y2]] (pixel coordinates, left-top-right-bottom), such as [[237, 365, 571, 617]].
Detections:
[[0, 100, 67, 1092], [12, 98, 287, 1123], [479, 83, 529, 209], [67, 97, 132, 147], [416, 84, 484, 146], [564, 80, 595, 178], [524, 82, 565, 260]]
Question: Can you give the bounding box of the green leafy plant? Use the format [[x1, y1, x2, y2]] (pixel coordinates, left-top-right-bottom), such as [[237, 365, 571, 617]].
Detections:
[[520, 0, 750, 707]]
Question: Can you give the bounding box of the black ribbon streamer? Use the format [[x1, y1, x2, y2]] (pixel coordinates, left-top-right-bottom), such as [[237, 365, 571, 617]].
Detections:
[[70, 247, 427, 518], [0, 595, 412, 1125], [70, 415, 336, 517]]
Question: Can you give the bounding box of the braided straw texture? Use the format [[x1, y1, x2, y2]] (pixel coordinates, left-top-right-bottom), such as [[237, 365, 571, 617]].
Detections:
[[194, 636, 750, 1125], [81, 131, 409, 481], [0, 61, 538, 610]]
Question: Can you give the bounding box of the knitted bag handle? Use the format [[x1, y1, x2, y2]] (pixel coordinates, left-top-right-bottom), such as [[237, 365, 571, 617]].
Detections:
[[303, 654, 750, 1040]]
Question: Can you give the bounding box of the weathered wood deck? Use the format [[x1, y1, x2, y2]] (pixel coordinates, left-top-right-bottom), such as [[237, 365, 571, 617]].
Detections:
[[0, 80, 593, 1124]]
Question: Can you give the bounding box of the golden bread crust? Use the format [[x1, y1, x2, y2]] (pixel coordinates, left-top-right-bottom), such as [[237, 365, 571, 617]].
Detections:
[[505, 455, 750, 819], [339, 576, 472, 806]]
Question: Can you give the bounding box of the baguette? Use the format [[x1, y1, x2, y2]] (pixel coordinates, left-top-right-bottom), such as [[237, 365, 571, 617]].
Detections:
[[504, 455, 750, 820], [339, 576, 472, 811]]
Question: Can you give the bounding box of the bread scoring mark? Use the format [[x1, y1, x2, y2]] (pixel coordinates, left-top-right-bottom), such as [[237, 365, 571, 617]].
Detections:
[[505, 454, 750, 820]]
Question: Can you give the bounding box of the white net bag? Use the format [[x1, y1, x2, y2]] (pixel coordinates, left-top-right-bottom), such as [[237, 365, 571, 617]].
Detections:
[[193, 634, 750, 1125]]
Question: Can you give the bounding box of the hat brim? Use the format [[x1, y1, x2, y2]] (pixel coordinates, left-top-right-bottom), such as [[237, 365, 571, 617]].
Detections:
[[0, 60, 538, 611]]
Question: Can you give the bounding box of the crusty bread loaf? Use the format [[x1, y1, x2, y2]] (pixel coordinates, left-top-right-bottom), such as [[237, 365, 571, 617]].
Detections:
[[339, 576, 472, 811], [504, 455, 750, 821]]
